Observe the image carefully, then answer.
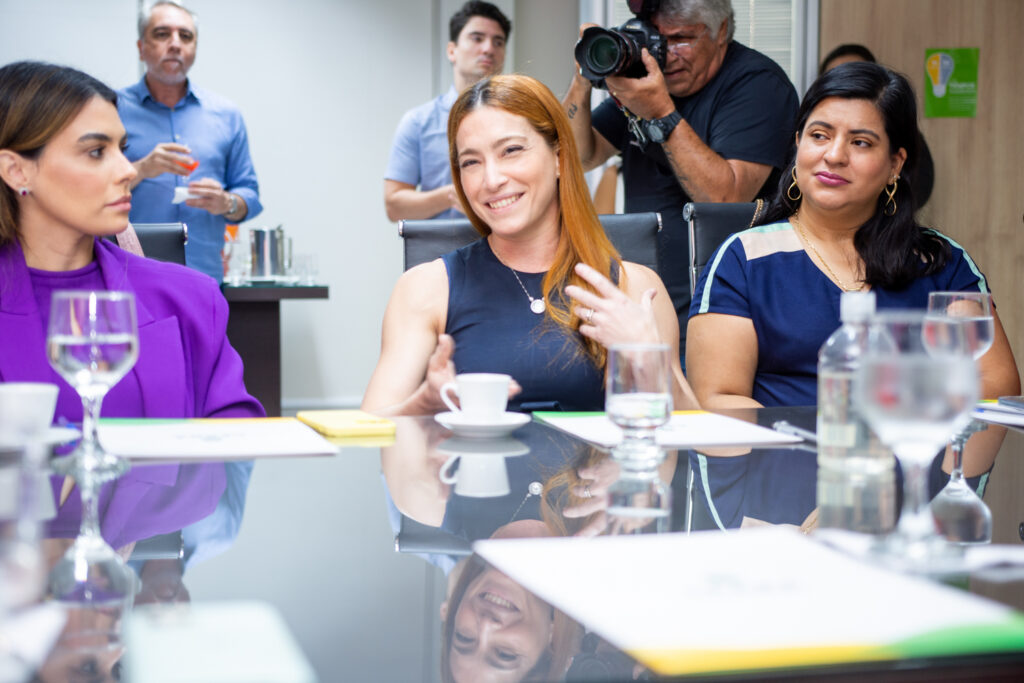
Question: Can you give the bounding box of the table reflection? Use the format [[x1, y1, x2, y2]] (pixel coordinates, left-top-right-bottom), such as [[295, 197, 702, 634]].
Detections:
[[29, 459, 253, 679], [7, 407, 1020, 682]]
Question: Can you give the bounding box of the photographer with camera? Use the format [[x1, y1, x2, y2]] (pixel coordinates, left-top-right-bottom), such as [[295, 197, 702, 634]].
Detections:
[[563, 0, 797, 359]]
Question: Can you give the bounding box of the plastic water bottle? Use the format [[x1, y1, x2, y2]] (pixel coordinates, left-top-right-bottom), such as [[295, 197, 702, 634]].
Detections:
[[816, 291, 896, 533]]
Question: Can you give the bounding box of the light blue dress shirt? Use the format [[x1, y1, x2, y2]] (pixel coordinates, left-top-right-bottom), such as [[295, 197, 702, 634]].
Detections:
[[385, 86, 460, 220], [118, 77, 262, 281]]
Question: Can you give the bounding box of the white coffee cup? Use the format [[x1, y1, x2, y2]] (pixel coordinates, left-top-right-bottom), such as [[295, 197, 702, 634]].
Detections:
[[0, 382, 59, 447], [439, 454, 510, 498], [440, 373, 510, 422]]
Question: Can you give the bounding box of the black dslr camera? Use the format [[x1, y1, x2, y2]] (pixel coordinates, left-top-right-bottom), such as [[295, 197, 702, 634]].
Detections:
[[574, 0, 666, 90]]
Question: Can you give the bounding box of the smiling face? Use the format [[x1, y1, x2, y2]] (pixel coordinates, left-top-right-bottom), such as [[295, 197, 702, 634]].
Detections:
[[17, 97, 136, 245], [449, 568, 553, 682], [455, 106, 560, 244], [138, 3, 197, 87], [654, 16, 729, 97], [794, 96, 906, 218], [448, 16, 507, 86]]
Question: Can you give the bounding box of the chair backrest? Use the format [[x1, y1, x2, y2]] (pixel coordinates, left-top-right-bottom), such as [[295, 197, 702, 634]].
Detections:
[[685, 200, 765, 292], [105, 222, 188, 265], [398, 212, 662, 272], [394, 514, 472, 557]]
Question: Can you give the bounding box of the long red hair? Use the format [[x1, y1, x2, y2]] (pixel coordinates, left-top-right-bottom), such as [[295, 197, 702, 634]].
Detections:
[[447, 74, 622, 369]]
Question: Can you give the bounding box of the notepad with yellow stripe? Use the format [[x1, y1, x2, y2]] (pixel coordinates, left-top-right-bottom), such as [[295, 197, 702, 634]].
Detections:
[[295, 409, 396, 446]]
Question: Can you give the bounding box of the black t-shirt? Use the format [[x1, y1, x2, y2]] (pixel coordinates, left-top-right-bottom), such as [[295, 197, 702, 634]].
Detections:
[[592, 41, 799, 349]]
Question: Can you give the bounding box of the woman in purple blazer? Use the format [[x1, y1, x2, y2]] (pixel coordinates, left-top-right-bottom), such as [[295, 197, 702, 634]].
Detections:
[[0, 61, 264, 547]]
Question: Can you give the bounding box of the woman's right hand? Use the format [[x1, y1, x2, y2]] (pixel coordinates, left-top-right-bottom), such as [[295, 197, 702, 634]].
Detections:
[[422, 334, 522, 413], [422, 334, 458, 413]]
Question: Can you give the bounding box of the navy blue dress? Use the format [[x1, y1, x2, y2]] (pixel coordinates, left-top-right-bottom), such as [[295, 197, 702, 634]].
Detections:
[[442, 239, 605, 412]]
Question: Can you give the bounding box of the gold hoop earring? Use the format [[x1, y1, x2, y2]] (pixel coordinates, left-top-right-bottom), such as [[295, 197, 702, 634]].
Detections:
[[883, 177, 898, 216], [786, 167, 801, 201]]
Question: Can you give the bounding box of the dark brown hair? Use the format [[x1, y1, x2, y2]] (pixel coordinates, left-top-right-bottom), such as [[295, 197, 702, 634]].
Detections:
[[0, 61, 118, 245]]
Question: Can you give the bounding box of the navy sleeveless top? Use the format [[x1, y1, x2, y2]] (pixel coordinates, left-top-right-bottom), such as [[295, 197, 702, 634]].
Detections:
[[442, 239, 605, 412]]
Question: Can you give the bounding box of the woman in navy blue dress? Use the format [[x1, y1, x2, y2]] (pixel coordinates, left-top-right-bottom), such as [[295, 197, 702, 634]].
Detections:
[[687, 62, 1018, 410], [363, 75, 698, 416]]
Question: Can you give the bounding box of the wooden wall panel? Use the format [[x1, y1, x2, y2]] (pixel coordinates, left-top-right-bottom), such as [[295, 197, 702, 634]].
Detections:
[[820, 0, 1024, 375]]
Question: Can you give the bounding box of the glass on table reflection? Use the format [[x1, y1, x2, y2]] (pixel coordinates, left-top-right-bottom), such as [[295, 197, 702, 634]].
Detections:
[[854, 311, 978, 569], [45, 290, 138, 609]]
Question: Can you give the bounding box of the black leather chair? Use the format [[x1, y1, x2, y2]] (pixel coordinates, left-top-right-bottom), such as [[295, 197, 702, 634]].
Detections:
[[684, 200, 766, 291], [105, 222, 189, 265], [129, 530, 185, 562], [398, 213, 662, 272], [394, 514, 472, 557]]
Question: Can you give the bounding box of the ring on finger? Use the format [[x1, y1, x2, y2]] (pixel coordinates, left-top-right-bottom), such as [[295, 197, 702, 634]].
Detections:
[[583, 484, 592, 499], [585, 308, 595, 324]]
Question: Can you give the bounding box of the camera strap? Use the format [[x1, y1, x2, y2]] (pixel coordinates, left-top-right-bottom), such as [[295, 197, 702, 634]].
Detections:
[[611, 96, 649, 151]]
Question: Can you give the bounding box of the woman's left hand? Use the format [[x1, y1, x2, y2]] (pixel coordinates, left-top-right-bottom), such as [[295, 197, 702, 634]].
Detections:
[[565, 262, 660, 347]]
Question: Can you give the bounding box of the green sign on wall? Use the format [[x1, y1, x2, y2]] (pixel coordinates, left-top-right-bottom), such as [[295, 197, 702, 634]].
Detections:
[[924, 48, 979, 118]]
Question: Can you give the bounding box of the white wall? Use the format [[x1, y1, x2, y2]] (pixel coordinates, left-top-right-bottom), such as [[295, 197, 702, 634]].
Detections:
[[0, 0, 581, 409]]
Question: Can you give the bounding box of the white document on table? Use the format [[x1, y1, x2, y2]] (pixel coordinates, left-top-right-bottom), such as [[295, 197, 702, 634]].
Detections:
[[533, 410, 802, 448], [973, 400, 1024, 427], [475, 527, 1024, 677], [97, 418, 338, 461]]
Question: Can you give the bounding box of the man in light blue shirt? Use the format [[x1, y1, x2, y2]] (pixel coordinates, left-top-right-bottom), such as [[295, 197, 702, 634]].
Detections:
[[119, 1, 261, 281], [384, 1, 511, 222]]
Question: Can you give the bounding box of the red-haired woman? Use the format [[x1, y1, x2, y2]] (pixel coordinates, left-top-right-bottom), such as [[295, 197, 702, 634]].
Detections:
[[363, 75, 697, 416]]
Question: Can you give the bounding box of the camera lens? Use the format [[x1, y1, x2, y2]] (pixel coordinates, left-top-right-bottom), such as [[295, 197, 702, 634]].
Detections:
[[586, 34, 622, 73]]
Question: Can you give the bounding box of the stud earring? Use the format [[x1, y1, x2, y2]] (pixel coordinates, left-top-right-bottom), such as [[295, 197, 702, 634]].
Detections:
[[18, 187, 30, 196]]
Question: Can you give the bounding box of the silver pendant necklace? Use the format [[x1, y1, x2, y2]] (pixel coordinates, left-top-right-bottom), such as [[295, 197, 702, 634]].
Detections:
[[509, 481, 543, 522], [508, 267, 546, 315]]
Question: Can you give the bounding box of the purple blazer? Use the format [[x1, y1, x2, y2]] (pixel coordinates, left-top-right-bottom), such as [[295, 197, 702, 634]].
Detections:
[[0, 238, 265, 548]]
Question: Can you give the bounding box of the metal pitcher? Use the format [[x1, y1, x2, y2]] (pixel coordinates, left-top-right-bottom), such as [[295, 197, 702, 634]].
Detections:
[[249, 225, 290, 278]]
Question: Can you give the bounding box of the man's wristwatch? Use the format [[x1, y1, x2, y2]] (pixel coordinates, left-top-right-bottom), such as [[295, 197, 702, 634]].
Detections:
[[643, 111, 682, 144], [227, 193, 238, 216]]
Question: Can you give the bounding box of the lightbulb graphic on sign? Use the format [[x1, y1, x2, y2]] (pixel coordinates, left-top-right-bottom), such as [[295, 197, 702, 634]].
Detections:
[[926, 52, 954, 97]]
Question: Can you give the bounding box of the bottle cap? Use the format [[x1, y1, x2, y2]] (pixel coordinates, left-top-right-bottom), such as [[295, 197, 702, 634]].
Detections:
[[839, 291, 876, 322]]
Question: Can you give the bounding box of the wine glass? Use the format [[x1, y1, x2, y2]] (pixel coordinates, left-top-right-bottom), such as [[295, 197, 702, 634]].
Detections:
[[47, 291, 138, 479], [606, 344, 671, 463], [854, 311, 978, 568], [927, 291, 994, 543], [46, 291, 139, 606]]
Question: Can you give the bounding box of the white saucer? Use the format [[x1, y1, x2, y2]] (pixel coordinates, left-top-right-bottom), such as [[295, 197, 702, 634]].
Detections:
[[434, 411, 531, 438], [437, 435, 530, 458]]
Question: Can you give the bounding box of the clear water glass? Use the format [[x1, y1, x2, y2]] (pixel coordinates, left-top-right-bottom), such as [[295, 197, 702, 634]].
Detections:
[[45, 291, 139, 606], [606, 344, 671, 458], [854, 311, 978, 567], [927, 291, 994, 543], [47, 291, 138, 480]]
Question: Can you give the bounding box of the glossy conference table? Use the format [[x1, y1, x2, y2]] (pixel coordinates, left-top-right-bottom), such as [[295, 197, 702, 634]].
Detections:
[[25, 407, 1024, 681]]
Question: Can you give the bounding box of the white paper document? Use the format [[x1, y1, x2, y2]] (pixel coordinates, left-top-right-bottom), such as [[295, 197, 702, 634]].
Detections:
[[475, 528, 1024, 676], [973, 401, 1024, 427], [97, 418, 338, 461], [534, 410, 802, 448]]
